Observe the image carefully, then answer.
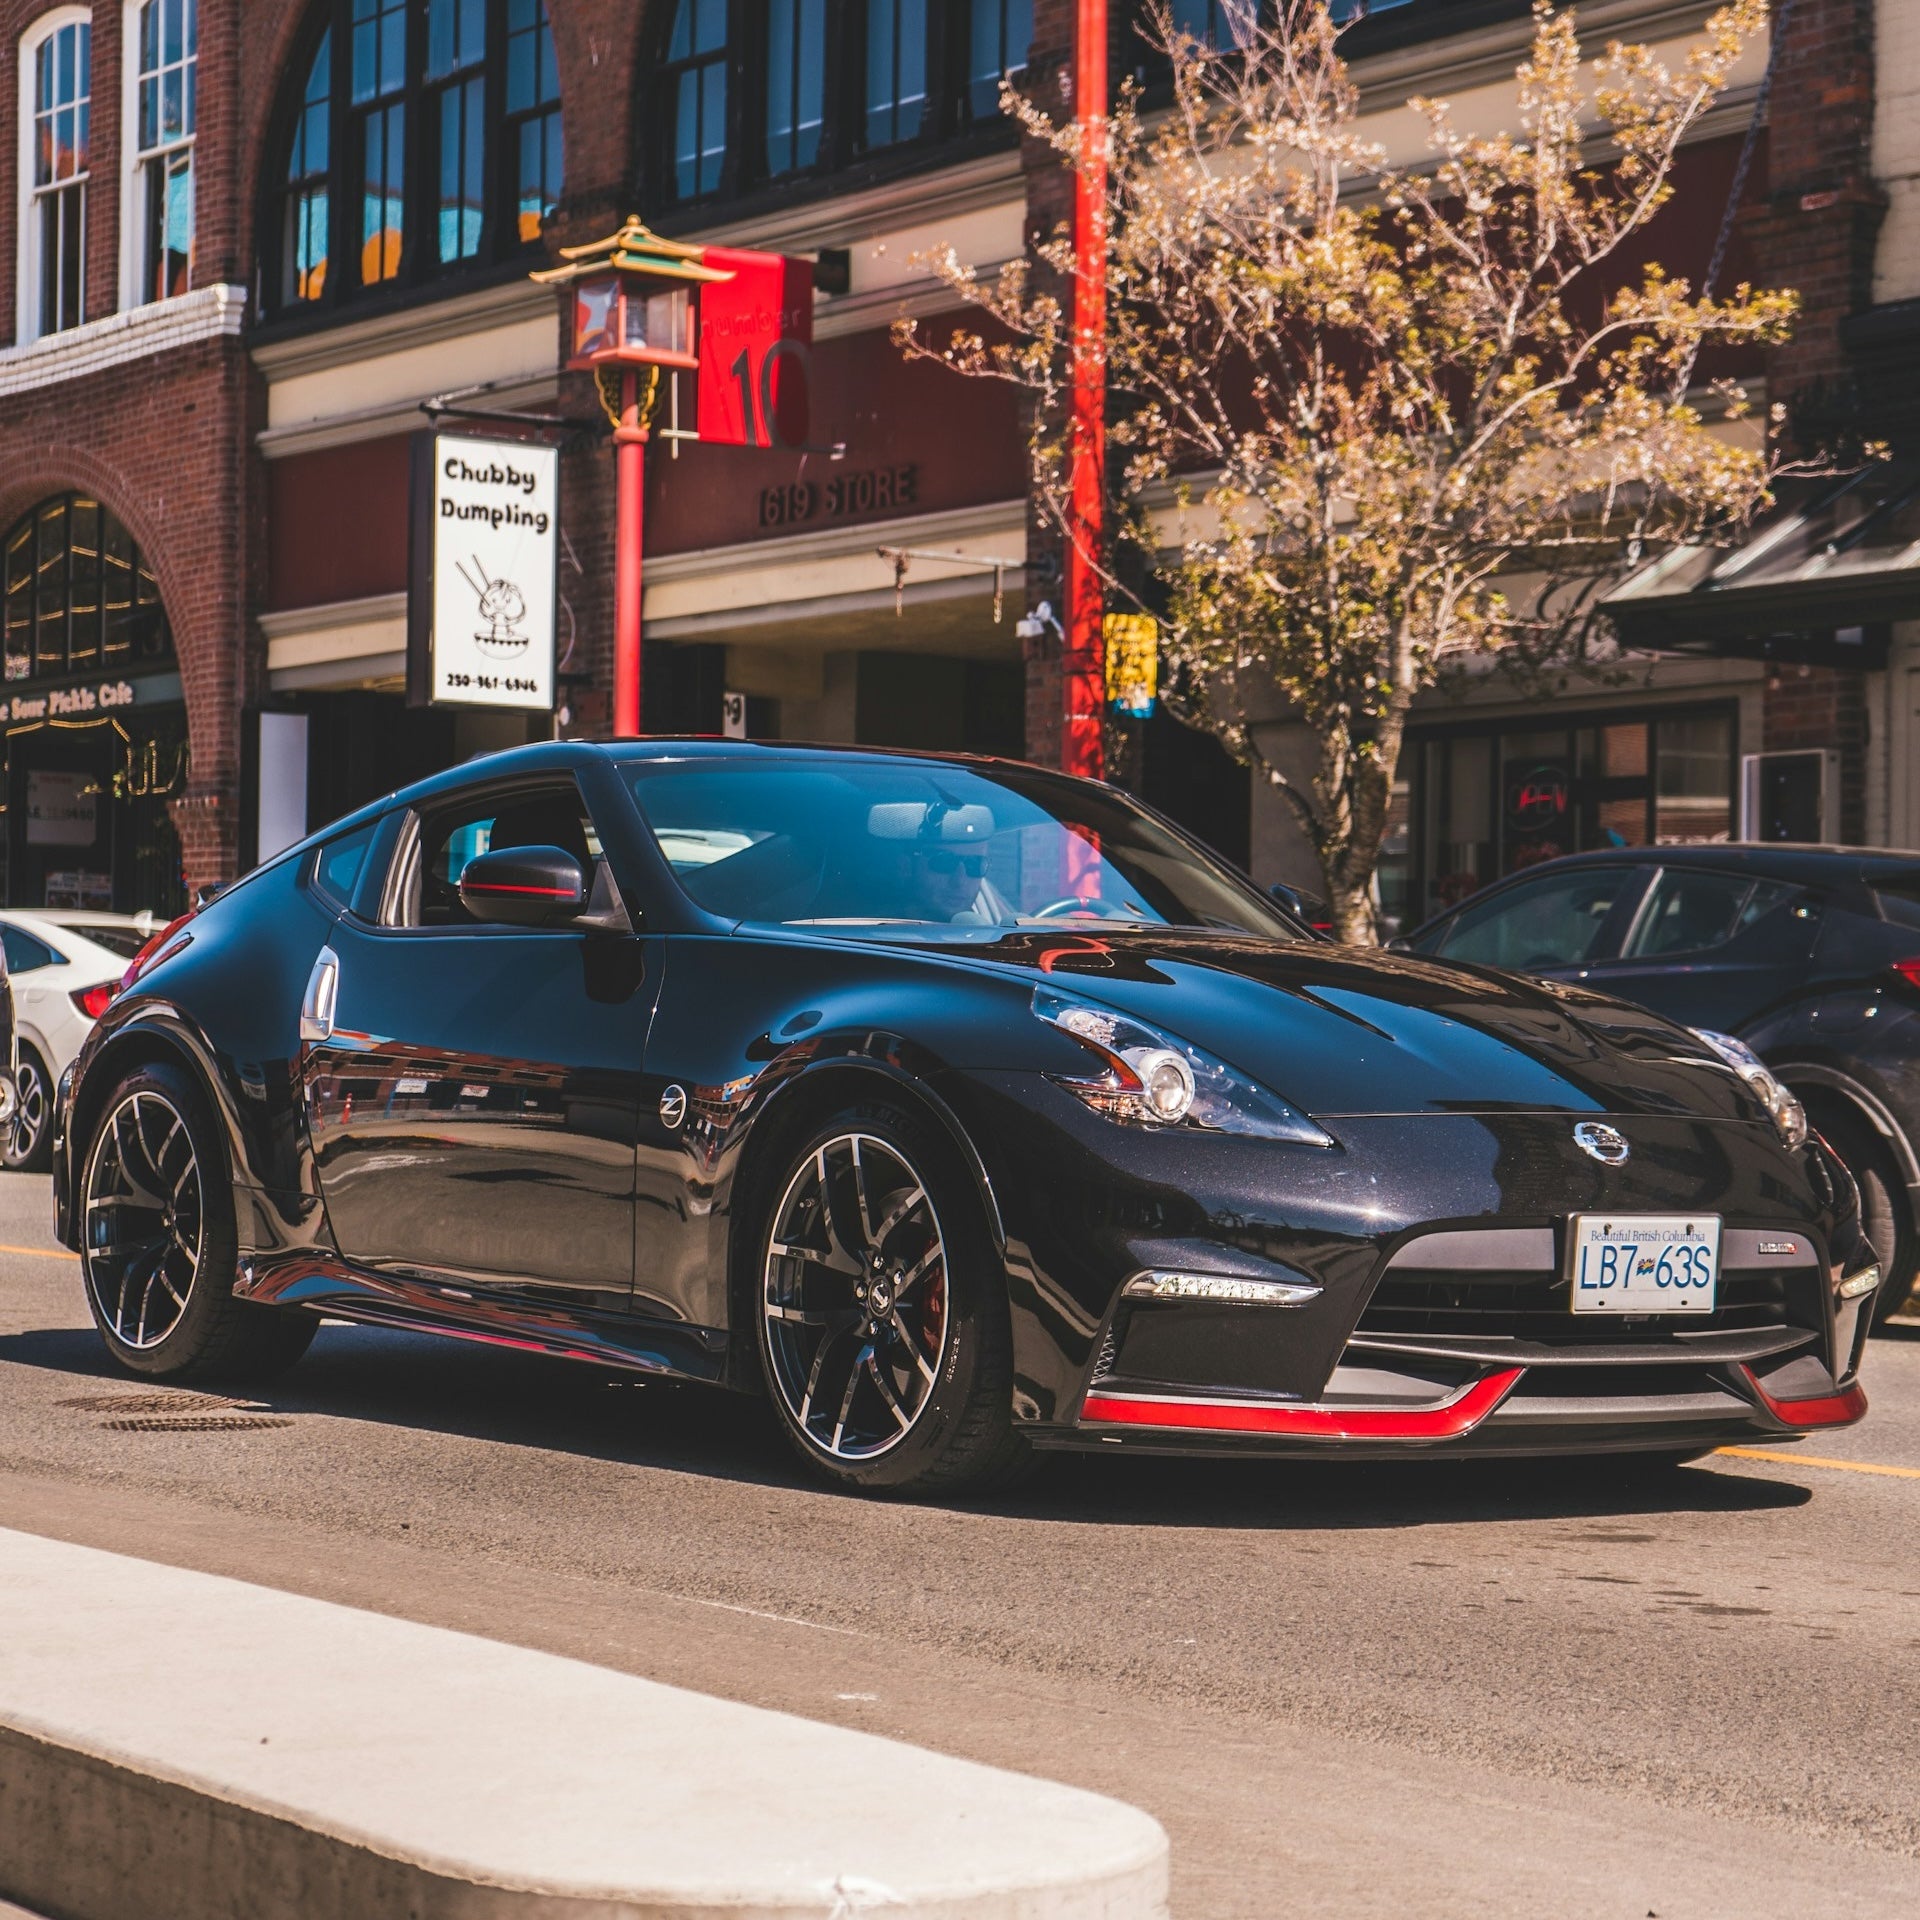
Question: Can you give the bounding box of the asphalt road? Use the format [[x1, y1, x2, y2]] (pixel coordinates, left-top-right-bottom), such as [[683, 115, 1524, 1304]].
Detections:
[[2, 1172, 1917, 1920]]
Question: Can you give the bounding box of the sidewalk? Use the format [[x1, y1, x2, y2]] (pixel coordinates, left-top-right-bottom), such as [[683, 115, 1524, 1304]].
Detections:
[[0, 1527, 1168, 1920]]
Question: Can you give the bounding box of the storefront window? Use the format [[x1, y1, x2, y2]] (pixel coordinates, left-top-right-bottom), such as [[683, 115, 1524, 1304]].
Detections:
[[1399, 705, 1734, 935]]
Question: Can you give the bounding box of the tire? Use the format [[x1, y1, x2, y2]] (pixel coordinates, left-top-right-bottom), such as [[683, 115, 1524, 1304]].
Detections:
[[3, 1044, 55, 1173], [1813, 1105, 1917, 1330], [78, 1061, 315, 1384], [747, 1097, 1028, 1494]]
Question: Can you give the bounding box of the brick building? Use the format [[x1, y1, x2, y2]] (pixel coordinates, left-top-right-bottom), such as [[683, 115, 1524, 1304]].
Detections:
[[0, 0, 1906, 920]]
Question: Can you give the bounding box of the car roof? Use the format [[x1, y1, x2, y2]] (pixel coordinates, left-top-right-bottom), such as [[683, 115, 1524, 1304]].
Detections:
[[1453, 843, 1920, 890], [293, 738, 1111, 843], [0, 909, 133, 958]]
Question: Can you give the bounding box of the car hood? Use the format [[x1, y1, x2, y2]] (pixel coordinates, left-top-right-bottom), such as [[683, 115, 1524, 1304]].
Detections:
[[849, 926, 1763, 1123]]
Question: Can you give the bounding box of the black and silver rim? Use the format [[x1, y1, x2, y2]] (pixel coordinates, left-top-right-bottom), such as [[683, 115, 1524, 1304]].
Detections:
[[82, 1091, 204, 1350], [8, 1055, 47, 1163], [763, 1132, 950, 1460]]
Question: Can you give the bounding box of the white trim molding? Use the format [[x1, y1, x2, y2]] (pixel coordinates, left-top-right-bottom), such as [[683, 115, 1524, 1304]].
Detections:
[[15, 4, 94, 345], [260, 591, 407, 692], [0, 281, 244, 397], [643, 498, 1026, 634]]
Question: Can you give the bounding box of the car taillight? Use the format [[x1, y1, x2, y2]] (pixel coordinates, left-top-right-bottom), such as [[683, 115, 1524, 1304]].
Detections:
[[1893, 957, 1920, 994], [71, 982, 118, 1020], [120, 908, 196, 992]]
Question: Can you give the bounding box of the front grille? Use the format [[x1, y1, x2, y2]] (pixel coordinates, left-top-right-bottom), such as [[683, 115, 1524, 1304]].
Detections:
[[1356, 1267, 1808, 1340]]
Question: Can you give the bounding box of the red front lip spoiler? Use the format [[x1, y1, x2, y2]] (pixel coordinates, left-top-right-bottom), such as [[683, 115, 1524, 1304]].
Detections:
[[1079, 1367, 1525, 1441], [1738, 1365, 1868, 1430]]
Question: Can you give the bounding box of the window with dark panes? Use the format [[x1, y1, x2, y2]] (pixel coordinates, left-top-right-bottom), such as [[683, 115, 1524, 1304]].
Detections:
[[266, 0, 564, 316], [505, 0, 563, 243], [351, 0, 408, 286], [967, 0, 1032, 119], [663, 0, 729, 202], [428, 0, 487, 264], [767, 0, 827, 176], [282, 30, 332, 304], [1432, 866, 1634, 971], [648, 0, 1032, 210], [2, 496, 172, 686], [866, 0, 929, 149], [133, 0, 197, 304], [26, 15, 91, 339]]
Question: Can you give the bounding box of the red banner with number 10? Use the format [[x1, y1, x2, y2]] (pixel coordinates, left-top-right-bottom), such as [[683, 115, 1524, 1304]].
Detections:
[[695, 248, 814, 450]]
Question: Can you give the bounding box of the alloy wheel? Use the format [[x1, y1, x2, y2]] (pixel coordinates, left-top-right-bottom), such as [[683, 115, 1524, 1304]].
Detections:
[[7, 1054, 47, 1165], [762, 1132, 950, 1460], [82, 1090, 204, 1350]]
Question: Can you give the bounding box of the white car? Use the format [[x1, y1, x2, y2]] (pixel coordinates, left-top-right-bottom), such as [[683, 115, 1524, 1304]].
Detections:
[[1, 910, 159, 1172]]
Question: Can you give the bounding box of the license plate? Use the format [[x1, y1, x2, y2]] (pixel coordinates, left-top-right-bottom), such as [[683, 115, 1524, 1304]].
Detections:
[[1567, 1214, 1720, 1314]]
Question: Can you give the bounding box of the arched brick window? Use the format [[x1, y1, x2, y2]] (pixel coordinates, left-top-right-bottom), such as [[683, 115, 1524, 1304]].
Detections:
[[264, 0, 563, 317], [2, 495, 172, 685]]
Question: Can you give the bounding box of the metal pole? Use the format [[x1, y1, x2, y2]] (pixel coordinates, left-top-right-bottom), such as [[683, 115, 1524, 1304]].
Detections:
[[1064, 0, 1109, 780], [612, 368, 647, 737]]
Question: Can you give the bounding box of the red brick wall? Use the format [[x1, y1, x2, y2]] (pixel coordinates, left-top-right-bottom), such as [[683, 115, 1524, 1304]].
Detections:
[[0, 0, 261, 893], [1762, 664, 1868, 843], [1748, 0, 1884, 416]]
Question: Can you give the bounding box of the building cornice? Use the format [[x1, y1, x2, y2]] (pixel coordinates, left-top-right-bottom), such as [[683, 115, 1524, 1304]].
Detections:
[[250, 277, 556, 384], [1351, 1, 1731, 106], [643, 498, 1026, 587], [255, 376, 563, 459], [686, 149, 1026, 258], [0, 285, 247, 398]]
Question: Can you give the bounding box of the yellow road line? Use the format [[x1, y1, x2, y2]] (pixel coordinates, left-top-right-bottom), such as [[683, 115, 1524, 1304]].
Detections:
[[0, 1241, 78, 1262], [1716, 1445, 1920, 1481]]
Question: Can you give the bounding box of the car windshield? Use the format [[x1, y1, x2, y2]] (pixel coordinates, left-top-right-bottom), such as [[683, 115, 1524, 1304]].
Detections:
[[623, 756, 1299, 938]]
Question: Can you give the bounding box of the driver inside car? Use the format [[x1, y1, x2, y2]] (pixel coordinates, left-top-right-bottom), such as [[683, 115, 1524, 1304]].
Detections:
[[868, 800, 1012, 924]]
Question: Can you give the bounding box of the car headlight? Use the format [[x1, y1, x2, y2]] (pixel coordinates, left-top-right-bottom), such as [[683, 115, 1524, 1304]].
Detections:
[[1033, 987, 1333, 1145], [1692, 1029, 1810, 1150]]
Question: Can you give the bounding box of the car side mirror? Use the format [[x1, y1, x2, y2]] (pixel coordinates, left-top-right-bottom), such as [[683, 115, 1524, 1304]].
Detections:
[[458, 846, 588, 927]]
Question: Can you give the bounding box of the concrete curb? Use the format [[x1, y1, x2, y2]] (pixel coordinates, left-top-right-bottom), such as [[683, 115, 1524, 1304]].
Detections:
[[0, 1528, 1168, 1920]]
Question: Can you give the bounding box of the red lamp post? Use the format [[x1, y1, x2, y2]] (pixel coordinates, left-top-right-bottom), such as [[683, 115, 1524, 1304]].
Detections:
[[534, 220, 733, 737], [1065, 0, 1110, 780]]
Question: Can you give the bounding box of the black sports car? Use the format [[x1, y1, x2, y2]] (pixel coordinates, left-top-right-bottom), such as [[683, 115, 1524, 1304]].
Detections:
[[53, 741, 1879, 1491]]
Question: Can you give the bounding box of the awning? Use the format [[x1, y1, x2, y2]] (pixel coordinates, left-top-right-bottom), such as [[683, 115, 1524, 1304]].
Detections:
[[1603, 463, 1920, 665]]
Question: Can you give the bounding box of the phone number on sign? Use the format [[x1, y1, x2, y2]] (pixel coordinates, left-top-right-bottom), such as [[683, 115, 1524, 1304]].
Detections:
[[443, 673, 541, 695]]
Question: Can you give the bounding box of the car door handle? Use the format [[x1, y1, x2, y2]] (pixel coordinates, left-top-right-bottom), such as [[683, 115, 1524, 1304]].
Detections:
[[300, 947, 340, 1043]]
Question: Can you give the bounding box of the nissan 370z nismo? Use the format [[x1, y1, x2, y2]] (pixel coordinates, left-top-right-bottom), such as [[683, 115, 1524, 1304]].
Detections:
[[53, 742, 1877, 1491]]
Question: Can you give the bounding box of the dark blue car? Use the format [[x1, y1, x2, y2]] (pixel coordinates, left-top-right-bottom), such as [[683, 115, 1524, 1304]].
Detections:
[[1404, 844, 1920, 1327]]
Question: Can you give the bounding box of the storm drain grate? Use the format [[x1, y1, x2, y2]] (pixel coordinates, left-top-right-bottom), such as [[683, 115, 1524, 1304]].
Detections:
[[60, 1391, 247, 1414], [60, 1391, 294, 1433], [98, 1414, 296, 1433]]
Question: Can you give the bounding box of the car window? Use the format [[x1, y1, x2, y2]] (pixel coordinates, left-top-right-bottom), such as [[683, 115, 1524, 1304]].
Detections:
[[623, 758, 1301, 937], [1621, 871, 1797, 959], [1432, 867, 1634, 971], [308, 821, 379, 913], [66, 924, 147, 959], [383, 782, 605, 930], [1, 926, 62, 973]]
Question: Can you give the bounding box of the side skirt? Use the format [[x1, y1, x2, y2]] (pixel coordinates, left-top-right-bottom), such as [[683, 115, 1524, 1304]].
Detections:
[[235, 1251, 731, 1385]]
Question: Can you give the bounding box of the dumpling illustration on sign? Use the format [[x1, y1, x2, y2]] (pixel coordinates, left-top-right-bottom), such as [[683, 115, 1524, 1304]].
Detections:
[[456, 557, 531, 656]]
